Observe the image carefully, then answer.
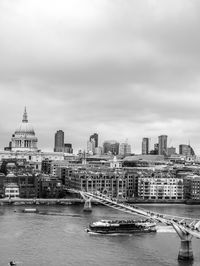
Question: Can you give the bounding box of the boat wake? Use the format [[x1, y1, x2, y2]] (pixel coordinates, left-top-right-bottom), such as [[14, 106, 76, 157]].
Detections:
[[38, 212, 81, 217], [86, 230, 132, 236]]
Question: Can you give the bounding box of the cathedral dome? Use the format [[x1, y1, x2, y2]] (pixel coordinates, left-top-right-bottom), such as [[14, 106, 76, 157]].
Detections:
[[11, 107, 38, 152], [15, 122, 35, 135], [14, 107, 35, 135]]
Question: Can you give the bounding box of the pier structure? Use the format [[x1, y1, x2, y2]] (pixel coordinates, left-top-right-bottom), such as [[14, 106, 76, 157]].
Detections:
[[68, 189, 200, 261], [80, 191, 92, 212]]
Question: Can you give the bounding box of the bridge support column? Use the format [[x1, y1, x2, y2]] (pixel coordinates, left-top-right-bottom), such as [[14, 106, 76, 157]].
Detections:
[[80, 192, 92, 212], [178, 240, 193, 261], [172, 223, 193, 261], [83, 198, 92, 212]]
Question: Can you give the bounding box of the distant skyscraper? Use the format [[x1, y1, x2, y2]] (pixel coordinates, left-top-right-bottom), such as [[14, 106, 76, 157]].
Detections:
[[87, 139, 95, 154], [64, 143, 73, 154], [119, 143, 131, 156], [150, 143, 158, 155], [167, 147, 176, 156], [179, 144, 195, 156], [158, 135, 168, 155], [142, 138, 149, 155], [90, 133, 98, 148], [154, 143, 159, 151], [103, 140, 119, 155], [54, 130, 64, 152]]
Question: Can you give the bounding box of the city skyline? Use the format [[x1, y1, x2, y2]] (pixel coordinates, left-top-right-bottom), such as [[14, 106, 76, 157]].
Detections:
[[1, 1, 200, 154], [1, 107, 197, 155]]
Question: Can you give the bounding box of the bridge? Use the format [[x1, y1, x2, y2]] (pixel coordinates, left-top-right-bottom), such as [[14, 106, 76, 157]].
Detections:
[[69, 189, 200, 261]]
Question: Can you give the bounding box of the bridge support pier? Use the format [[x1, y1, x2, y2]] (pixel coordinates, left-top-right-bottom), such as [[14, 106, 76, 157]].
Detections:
[[80, 192, 92, 212], [83, 198, 92, 212], [172, 223, 193, 261], [178, 240, 193, 261]]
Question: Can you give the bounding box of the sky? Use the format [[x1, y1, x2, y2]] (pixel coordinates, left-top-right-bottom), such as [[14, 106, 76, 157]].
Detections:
[[1, 0, 200, 154]]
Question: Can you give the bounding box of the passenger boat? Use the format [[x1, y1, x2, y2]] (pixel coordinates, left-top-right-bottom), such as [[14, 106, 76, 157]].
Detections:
[[86, 219, 157, 234]]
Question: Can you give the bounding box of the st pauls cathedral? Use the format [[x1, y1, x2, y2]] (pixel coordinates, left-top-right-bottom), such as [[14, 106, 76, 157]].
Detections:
[[0, 108, 74, 169], [11, 107, 38, 152]]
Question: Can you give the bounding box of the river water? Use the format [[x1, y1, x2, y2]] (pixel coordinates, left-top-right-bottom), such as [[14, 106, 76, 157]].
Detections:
[[0, 204, 200, 266]]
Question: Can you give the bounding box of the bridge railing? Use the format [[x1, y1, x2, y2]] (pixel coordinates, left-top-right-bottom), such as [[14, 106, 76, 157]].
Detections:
[[68, 189, 200, 239]]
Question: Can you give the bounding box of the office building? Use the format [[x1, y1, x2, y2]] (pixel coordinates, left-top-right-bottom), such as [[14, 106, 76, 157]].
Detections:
[[90, 133, 98, 148], [95, 146, 103, 155], [179, 144, 195, 156], [158, 135, 168, 155], [167, 147, 176, 156], [64, 143, 73, 154], [119, 143, 131, 156], [142, 138, 149, 155], [54, 130, 64, 152], [87, 139, 95, 154], [103, 141, 119, 155]]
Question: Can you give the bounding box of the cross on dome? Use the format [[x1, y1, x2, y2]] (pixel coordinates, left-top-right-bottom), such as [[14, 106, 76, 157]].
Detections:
[[11, 107, 38, 151], [22, 107, 28, 123]]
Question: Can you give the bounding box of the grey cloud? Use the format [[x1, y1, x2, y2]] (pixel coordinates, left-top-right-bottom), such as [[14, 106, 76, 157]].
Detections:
[[0, 0, 200, 153]]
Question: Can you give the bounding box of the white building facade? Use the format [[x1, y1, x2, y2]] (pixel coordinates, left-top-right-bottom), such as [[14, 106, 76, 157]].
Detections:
[[138, 176, 184, 200], [5, 183, 20, 198]]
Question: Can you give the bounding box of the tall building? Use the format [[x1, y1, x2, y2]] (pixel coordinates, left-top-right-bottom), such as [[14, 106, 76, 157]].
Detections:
[[119, 143, 131, 156], [89, 133, 98, 148], [87, 139, 95, 154], [179, 144, 195, 156], [54, 130, 64, 152], [158, 135, 168, 155], [103, 141, 119, 155], [95, 146, 103, 155], [150, 143, 159, 155], [142, 138, 149, 155], [167, 147, 176, 156], [11, 107, 38, 152]]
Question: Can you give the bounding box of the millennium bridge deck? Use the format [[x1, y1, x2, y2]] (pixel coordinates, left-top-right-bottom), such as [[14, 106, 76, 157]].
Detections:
[[69, 189, 200, 261]]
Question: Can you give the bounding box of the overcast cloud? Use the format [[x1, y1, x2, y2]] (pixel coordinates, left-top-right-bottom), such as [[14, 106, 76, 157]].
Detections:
[[1, 0, 200, 154]]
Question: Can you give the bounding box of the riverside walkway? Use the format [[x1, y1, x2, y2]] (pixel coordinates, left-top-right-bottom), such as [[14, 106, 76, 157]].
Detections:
[[0, 198, 84, 204]]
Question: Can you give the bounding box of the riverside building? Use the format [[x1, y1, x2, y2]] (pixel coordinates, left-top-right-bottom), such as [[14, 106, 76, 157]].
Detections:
[[183, 174, 200, 200], [63, 167, 138, 200], [138, 172, 184, 200]]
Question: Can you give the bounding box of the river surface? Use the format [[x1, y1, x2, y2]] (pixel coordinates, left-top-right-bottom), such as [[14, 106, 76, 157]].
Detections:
[[0, 204, 200, 266]]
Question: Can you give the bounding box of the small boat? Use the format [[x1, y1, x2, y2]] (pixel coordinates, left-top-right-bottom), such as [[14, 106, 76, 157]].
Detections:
[[23, 208, 38, 213]]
